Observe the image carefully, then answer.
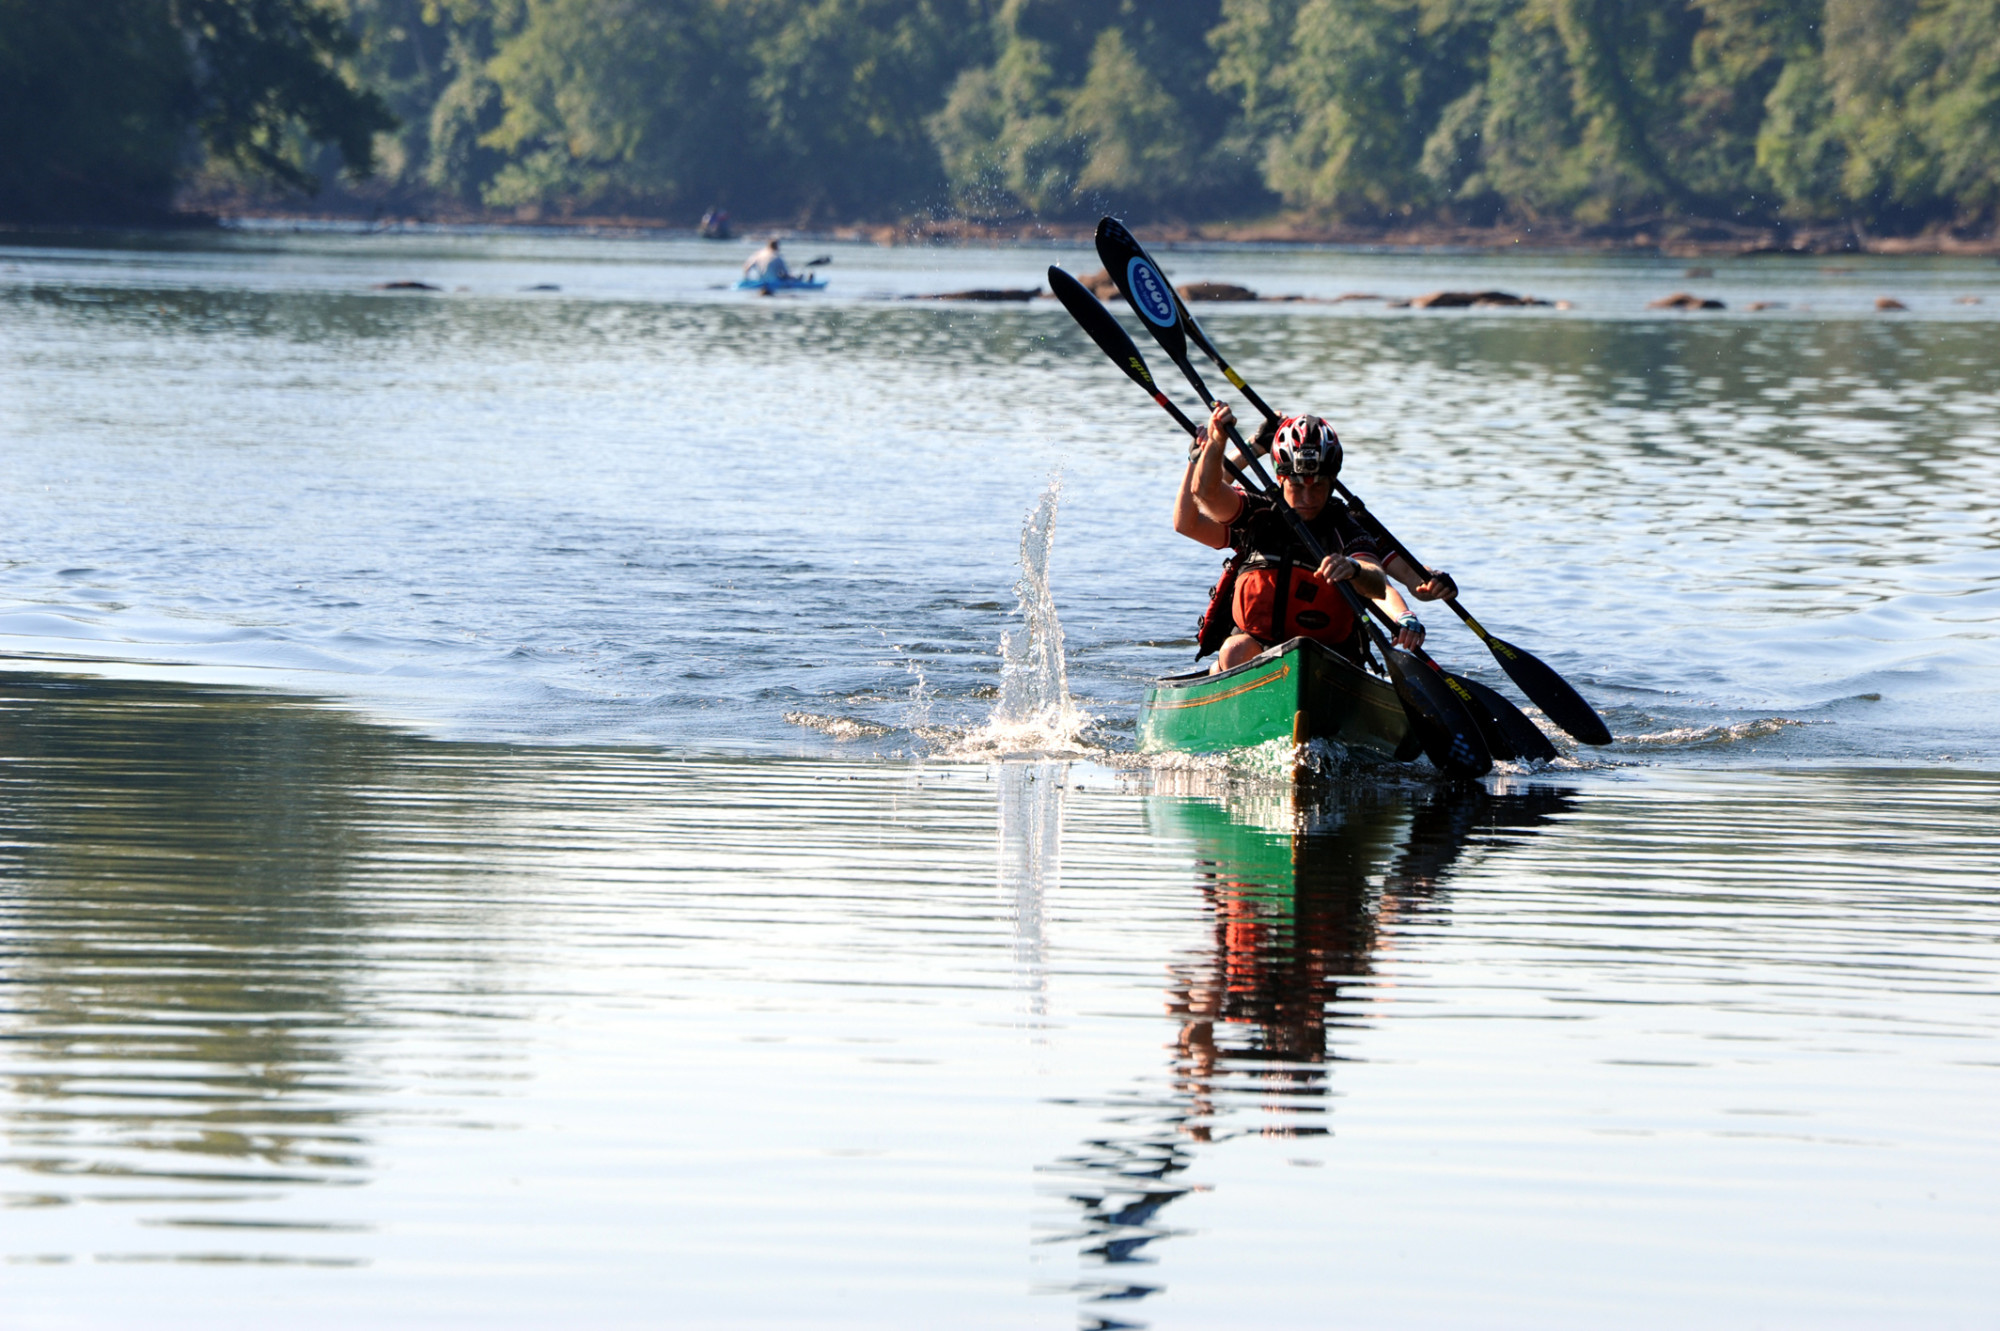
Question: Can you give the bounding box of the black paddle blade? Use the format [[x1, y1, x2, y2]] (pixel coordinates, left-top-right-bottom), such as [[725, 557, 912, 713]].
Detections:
[[1481, 634, 1613, 746], [1106, 216, 1281, 422], [1048, 266, 1163, 396], [1095, 218, 1194, 367], [1444, 672, 1516, 761], [1381, 649, 1492, 779], [1454, 673, 1560, 763]]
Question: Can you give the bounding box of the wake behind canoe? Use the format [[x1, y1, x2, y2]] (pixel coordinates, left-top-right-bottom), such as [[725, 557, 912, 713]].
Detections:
[[1138, 637, 1419, 765]]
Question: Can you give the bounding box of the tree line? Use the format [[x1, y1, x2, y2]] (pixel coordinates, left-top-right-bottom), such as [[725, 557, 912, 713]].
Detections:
[[4, 0, 1997, 232]]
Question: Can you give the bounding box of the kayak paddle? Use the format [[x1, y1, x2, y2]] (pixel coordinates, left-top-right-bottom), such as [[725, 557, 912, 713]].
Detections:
[[1095, 214, 1611, 748], [1068, 244, 1501, 774], [1334, 482, 1612, 746], [1097, 216, 1279, 423], [1355, 600, 1558, 763], [1048, 265, 1490, 780]]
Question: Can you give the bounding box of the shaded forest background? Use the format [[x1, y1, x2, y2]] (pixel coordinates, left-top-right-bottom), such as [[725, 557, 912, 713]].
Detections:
[[4, 0, 1999, 235]]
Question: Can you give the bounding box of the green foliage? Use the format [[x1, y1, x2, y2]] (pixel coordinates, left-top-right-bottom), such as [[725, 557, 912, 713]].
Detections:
[[744, 0, 983, 219], [476, 0, 745, 212], [8, 0, 1998, 228], [2, 0, 389, 220], [176, 0, 397, 191], [930, 0, 1260, 219], [0, 0, 190, 219], [1212, 0, 2000, 227], [1263, 0, 1455, 216]]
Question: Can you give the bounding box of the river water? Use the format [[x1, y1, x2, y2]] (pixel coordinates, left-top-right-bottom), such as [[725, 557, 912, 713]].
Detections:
[[1, 228, 1996, 1327]]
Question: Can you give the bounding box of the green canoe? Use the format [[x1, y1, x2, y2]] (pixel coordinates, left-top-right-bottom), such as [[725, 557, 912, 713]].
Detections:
[[1138, 637, 1421, 765]]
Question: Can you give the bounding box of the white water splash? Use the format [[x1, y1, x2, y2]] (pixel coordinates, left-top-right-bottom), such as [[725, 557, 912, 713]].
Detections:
[[951, 471, 1097, 757], [782, 711, 893, 741], [901, 655, 934, 736]]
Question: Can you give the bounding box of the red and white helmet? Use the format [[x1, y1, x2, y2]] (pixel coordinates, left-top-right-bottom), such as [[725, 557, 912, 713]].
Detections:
[[1273, 414, 1340, 479]]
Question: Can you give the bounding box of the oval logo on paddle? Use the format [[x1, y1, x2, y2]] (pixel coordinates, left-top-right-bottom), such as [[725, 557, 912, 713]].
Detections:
[[1126, 257, 1178, 328]]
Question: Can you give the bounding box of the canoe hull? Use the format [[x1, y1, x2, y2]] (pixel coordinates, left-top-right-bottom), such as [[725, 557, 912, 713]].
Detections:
[[1138, 637, 1418, 765]]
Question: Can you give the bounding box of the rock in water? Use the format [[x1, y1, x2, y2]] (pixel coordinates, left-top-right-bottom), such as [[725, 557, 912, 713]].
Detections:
[[1648, 292, 1726, 310], [1177, 281, 1258, 302], [1876, 296, 1908, 311], [1073, 268, 1120, 300], [924, 288, 1042, 301], [1410, 290, 1551, 308]]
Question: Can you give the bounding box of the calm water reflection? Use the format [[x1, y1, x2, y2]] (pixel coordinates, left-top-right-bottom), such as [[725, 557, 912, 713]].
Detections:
[[4, 676, 1998, 1328], [1043, 780, 1571, 1321], [0, 676, 504, 1264]]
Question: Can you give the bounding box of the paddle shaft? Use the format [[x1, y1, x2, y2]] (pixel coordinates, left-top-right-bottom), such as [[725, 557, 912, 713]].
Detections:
[[1051, 261, 1491, 777], [1331, 479, 1611, 744], [1333, 482, 1496, 637], [1075, 243, 1468, 717], [1100, 216, 1609, 747]]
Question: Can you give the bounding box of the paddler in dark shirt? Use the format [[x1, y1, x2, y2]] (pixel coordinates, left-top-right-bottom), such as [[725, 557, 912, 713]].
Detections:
[[1184, 403, 1459, 674]]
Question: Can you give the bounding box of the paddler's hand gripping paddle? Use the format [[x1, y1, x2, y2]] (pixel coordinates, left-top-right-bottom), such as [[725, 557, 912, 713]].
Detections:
[[1048, 264, 1491, 780], [1092, 215, 1611, 748]]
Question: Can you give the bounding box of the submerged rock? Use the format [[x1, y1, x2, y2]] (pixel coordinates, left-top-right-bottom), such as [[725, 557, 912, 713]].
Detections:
[[372, 280, 441, 291], [1649, 291, 1726, 310], [1876, 296, 1908, 310], [1408, 290, 1551, 308], [1178, 281, 1258, 302], [923, 288, 1042, 301], [1072, 268, 1120, 299]]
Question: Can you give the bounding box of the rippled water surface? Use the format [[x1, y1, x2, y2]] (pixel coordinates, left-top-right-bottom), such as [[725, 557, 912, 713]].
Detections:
[[4, 227, 1998, 759], [2, 230, 1998, 1326]]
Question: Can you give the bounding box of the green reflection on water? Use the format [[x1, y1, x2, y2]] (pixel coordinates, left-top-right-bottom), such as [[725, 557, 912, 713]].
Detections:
[[1049, 777, 1572, 1318], [0, 675, 470, 1223]]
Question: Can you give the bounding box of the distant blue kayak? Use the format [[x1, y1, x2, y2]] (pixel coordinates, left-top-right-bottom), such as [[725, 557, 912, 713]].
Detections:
[[736, 273, 826, 293]]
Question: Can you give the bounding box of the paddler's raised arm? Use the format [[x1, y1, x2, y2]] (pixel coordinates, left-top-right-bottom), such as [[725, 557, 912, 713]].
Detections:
[[1173, 433, 1232, 548], [1190, 402, 1245, 525]]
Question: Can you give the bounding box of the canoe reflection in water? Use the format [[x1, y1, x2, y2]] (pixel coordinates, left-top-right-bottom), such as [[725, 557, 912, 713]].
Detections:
[[1043, 774, 1573, 1326]]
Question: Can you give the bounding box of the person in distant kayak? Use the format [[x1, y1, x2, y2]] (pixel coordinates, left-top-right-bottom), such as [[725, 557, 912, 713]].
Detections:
[[742, 238, 790, 284], [1183, 403, 1459, 672]]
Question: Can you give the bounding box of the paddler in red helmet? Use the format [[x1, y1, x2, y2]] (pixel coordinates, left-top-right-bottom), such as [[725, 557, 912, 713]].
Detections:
[[1180, 402, 1459, 674]]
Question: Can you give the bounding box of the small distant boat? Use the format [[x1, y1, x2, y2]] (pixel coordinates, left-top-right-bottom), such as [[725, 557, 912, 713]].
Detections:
[[1139, 637, 1419, 766], [735, 273, 826, 293]]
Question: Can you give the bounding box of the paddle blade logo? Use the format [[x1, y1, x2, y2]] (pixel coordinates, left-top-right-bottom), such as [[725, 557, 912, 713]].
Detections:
[[1125, 258, 1178, 329]]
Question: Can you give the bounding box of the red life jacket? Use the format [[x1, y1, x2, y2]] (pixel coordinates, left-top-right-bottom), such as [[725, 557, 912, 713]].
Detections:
[[1195, 554, 1243, 659], [1231, 562, 1358, 646]]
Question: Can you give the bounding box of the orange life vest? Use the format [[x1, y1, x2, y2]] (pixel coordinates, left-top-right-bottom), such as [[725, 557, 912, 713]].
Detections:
[[1231, 563, 1359, 646]]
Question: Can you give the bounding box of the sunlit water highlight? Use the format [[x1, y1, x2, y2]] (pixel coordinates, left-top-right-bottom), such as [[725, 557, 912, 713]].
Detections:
[[2, 228, 1996, 764], [0, 677, 1995, 1327], [1, 230, 1997, 1326]]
